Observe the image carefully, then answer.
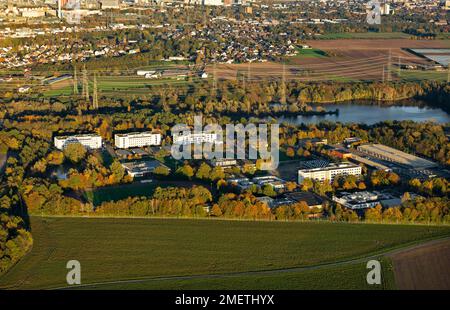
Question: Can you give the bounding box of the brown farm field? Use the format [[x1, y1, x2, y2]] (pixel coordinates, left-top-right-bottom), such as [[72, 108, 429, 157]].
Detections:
[[210, 39, 450, 82], [389, 238, 450, 290]]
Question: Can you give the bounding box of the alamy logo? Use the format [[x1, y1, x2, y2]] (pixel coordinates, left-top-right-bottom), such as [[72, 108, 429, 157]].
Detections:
[[366, 0, 381, 25], [366, 260, 381, 285], [66, 260, 81, 285], [170, 116, 279, 170]]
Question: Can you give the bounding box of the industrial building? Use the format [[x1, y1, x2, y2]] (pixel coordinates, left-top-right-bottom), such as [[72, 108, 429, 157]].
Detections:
[[252, 175, 286, 191], [284, 192, 324, 209], [227, 175, 286, 192], [350, 154, 392, 171], [298, 162, 362, 183], [121, 160, 169, 178], [54, 134, 102, 150], [332, 191, 401, 210], [114, 132, 161, 149], [357, 144, 437, 169]]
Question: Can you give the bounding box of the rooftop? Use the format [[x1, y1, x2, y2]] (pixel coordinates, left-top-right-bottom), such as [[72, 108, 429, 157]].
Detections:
[[115, 131, 159, 138], [358, 144, 437, 169]]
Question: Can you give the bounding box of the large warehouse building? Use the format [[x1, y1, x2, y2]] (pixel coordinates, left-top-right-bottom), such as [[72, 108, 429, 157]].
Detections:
[[115, 132, 161, 149], [54, 134, 102, 150], [357, 144, 437, 169]]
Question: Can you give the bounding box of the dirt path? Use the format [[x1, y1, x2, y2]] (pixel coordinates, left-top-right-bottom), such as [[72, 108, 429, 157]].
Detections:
[[388, 238, 450, 290]]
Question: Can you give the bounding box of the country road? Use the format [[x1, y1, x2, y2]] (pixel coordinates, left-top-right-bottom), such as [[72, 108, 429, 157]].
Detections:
[[52, 236, 450, 290]]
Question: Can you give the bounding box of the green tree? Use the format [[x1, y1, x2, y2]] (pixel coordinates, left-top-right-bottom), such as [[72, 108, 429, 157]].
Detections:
[[110, 160, 125, 182], [176, 164, 194, 179], [153, 166, 170, 176]]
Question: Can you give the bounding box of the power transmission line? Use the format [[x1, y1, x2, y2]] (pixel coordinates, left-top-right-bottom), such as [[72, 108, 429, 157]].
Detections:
[[82, 65, 89, 103], [73, 65, 78, 95], [93, 73, 98, 110]]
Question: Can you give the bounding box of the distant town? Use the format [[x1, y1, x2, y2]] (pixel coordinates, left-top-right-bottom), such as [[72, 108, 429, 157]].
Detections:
[[0, 0, 449, 293]]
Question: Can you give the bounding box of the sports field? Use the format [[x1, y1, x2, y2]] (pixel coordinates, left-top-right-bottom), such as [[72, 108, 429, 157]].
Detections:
[[0, 217, 449, 290], [84, 182, 161, 206]]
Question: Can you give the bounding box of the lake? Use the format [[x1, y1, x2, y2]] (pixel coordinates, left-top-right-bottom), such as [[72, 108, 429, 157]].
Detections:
[[274, 102, 450, 125]]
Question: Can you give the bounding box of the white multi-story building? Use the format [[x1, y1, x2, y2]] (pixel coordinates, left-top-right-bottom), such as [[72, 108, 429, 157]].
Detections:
[[298, 163, 362, 183], [115, 132, 162, 149], [54, 134, 102, 150], [172, 132, 218, 145]]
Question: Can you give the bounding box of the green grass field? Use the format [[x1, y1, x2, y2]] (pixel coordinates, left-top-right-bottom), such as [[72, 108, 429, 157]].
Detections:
[[397, 70, 449, 82], [294, 48, 328, 58], [84, 182, 163, 206], [80, 258, 396, 290], [0, 217, 449, 290]]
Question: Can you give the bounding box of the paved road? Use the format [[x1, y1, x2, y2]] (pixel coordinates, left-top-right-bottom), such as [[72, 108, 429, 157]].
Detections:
[[52, 236, 450, 290]]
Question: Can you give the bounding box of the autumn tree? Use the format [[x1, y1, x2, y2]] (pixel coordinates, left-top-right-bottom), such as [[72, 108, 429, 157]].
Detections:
[[63, 143, 87, 164]]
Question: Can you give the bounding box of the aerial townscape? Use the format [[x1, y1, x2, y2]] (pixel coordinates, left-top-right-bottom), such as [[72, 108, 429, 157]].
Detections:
[[0, 0, 449, 295]]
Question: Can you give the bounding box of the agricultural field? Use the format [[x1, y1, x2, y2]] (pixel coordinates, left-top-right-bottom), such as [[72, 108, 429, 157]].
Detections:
[[317, 32, 413, 40], [389, 239, 450, 289], [42, 75, 200, 98], [211, 39, 450, 83], [79, 259, 396, 290], [0, 217, 449, 290]]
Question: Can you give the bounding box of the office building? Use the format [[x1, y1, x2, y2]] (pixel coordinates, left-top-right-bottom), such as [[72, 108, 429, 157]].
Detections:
[[298, 162, 362, 183], [115, 132, 162, 149], [172, 132, 218, 145], [54, 134, 102, 150]]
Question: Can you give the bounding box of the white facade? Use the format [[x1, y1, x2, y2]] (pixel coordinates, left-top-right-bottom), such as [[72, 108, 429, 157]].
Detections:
[[54, 134, 102, 150], [115, 132, 162, 149], [203, 0, 223, 6], [172, 132, 218, 145], [298, 163, 362, 183]]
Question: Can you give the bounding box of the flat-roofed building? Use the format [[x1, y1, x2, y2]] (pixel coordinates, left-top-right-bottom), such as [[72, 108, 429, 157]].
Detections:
[[210, 158, 237, 167], [298, 162, 362, 183], [115, 132, 161, 149], [285, 192, 324, 209], [121, 160, 169, 178], [54, 134, 102, 150], [357, 144, 437, 169], [101, 0, 120, 9], [332, 191, 401, 210], [172, 132, 218, 145], [350, 154, 391, 171]]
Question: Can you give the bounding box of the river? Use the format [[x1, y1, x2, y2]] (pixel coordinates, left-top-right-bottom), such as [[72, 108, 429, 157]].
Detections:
[[274, 102, 450, 125]]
